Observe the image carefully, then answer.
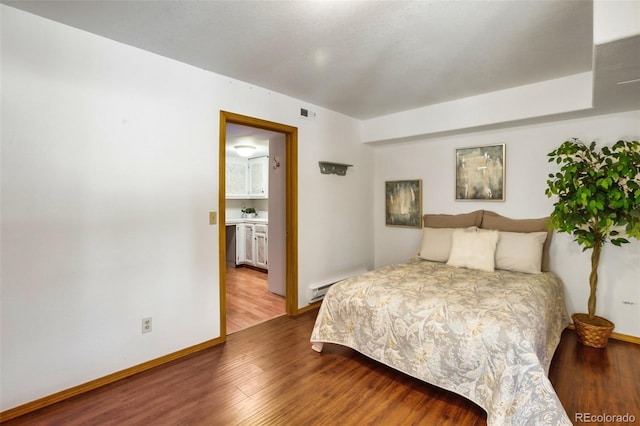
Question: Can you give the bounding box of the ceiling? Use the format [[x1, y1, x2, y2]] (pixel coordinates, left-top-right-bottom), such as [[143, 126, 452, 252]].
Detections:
[[225, 123, 280, 158], [2, 1, 638, 121]]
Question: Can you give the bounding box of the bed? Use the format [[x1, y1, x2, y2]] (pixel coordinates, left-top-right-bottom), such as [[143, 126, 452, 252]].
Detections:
[[310, 211, 571, 425]]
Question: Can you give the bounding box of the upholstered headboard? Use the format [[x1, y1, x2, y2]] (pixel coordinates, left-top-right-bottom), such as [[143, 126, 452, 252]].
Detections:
[[423, 210, 552, 272]]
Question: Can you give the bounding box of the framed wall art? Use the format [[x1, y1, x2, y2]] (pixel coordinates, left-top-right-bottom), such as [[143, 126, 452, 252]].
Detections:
[[385, 179, 422, 228], [456, 144, 505, 201]]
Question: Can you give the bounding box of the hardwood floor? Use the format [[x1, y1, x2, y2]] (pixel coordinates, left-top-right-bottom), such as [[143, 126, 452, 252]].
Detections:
[[549, 329, 640, 423], [226, 265, 286, 334], [3, 308, 638, 425]]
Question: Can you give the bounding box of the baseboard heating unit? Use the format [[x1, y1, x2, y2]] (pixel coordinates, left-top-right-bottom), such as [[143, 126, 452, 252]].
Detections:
[[308, 268, 367, 303]]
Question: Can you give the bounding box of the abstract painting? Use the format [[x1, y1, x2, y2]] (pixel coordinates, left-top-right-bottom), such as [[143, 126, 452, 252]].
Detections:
[[385, 180, 422, 228], [456, 144, 505, 200]]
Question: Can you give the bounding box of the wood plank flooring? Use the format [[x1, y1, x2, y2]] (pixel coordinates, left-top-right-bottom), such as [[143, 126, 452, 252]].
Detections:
[[226, 265, 286, 335], [548, 329, 640, 423], [4, 308, 639, 425]]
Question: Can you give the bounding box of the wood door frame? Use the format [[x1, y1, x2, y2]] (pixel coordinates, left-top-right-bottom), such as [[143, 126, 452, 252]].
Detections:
[[218, 111, 298, 338]]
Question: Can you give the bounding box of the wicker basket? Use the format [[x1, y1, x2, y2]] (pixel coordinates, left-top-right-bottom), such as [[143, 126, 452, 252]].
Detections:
[[572, 313, 615, 348]]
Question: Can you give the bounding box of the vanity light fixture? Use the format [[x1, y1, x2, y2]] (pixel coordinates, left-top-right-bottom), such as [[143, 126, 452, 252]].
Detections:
[[234, 145, 256, 157]]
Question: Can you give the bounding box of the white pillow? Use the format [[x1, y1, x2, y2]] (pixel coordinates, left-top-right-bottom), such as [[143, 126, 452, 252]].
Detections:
[[419, 227, 477, 262], [495, 231, 547, 274], [446, 229, 499, 272]]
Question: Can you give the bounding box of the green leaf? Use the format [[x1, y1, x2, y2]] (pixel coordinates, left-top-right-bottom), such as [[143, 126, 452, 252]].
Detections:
[[611, 238, 630, 246], [545, 139, 640, 253]]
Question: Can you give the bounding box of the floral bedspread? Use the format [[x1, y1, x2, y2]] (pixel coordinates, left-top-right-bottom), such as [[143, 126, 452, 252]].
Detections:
[[310, 258, 571, 425]]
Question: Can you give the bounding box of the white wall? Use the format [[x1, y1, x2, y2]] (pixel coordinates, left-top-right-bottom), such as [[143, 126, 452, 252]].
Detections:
[[374, 111, 640, 337], [0, 5, 373, 411]]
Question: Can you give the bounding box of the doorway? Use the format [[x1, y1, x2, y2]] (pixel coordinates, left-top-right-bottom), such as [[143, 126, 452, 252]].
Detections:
[[218, 111, 298, 338]]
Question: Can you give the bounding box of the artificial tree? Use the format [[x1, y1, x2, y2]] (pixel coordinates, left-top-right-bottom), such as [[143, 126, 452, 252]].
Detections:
[[546, 139, 640, 346]]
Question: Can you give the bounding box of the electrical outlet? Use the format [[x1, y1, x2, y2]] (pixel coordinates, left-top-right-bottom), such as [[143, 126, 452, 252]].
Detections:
[[142, 317, 152, 334]]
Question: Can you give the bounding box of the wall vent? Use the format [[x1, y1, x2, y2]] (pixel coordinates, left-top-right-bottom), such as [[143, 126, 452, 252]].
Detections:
[[308, 268, 367, 303], [309, 282, 335, 303], [300, 107, 316, 119]]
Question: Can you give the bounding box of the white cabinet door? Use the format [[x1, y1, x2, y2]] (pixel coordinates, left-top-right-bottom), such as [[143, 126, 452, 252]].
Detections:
[[248, 157, 268, 198], [226, 157, 248, 197], [254, 224, 268, 270], [226, 156, 267, 199], [235, 224, 245, 265], [236, 223, 254, 265], [243, 223, 255, 265], [235, 222, 267, 270]]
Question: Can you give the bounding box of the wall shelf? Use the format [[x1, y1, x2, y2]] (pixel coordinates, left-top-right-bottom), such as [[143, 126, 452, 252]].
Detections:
[[318, 161, 353, 176]]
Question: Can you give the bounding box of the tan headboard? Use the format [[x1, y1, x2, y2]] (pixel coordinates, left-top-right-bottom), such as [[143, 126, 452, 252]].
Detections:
[[422, 210, 552, 272]]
